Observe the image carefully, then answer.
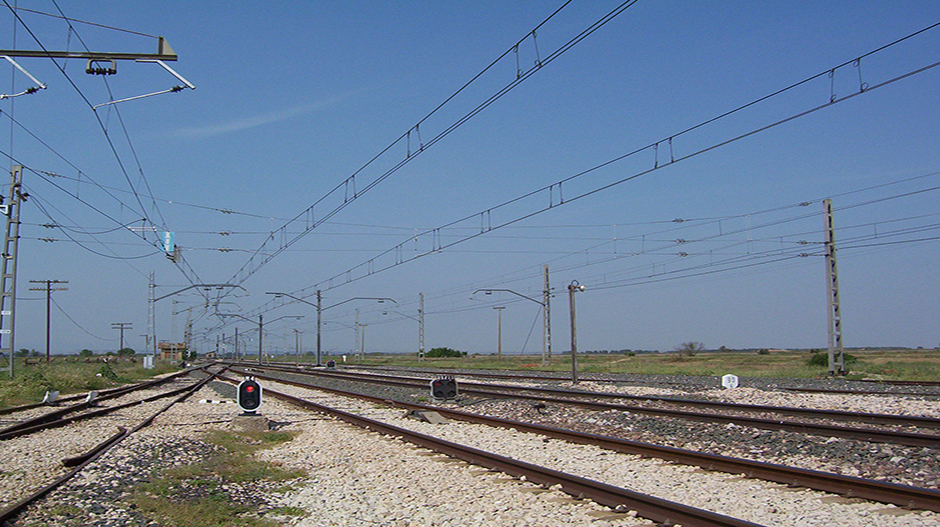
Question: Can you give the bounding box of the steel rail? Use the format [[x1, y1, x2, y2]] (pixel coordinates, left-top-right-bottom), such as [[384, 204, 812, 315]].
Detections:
[[0, 379, 208, 440], [287, 365, 940, 429], [243, 364, 940, 448], [0, 370, 218, 527], [0, 367, 201, 432], [61, 428, 127, 467], [216, 372, 765, 527], [309, 362, 940, 398], [231, 368, 940, 513]]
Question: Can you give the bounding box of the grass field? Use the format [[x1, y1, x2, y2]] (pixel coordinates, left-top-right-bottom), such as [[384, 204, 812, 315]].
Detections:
[[2, 348, 937, 410], [313, 348, 940, 382], [0, 357, 177, 408]]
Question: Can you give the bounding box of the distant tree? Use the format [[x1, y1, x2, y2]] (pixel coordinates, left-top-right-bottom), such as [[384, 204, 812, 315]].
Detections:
[[29, 350, 41, 357], [757, 348, 770, 355], [117, 347, 136, 356], [425, 347, 466, 358], [16, 348, 29, 357], [675, 342, 705, 357], [718, 345, 729, 353], [79, 349, 94, 357]]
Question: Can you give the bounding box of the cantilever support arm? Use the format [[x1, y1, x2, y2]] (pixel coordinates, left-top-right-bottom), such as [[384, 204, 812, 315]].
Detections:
[[94, 59, 195, 109], [0, 56, 46, 100]]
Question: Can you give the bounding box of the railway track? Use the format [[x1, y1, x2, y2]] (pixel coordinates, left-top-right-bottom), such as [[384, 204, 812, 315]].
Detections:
[[0, 368, 221, 526], [0, 367, 216, 440], [231, 366, 940, 514], [0, 366, 198, 419], [309, 362, 940, 397], [217, 371, 766, 527], [240, 363, 940, 448]]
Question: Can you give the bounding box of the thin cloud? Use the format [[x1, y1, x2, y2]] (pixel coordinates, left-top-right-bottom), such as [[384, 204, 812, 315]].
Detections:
[[176, 94, 350, 139]]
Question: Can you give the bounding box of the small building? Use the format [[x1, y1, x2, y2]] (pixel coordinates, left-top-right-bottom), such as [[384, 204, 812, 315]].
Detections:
[[158, 342, 186, 361]]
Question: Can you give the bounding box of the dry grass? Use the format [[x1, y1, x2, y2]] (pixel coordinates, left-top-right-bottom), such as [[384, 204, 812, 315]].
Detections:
[[353, 348, 940, 381], [132, 430, 306, 527], [0, 358, 177, 408]]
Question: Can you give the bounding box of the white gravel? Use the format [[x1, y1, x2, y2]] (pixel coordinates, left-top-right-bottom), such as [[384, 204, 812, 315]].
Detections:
[[262, 379, 940, 527], [7, 373, 940, 527], [0, 378, 201, 510]]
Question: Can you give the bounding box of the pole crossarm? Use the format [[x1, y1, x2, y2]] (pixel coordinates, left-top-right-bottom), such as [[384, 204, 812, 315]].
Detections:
[[324, 296, 397, 312], [0, 37, 178, 61], [384, 310, 418, 322], [155, 283, 244, 302], [265, 292, 316, 308], [472, 288, 545, 307], [266, 292, 397, 312], [216, 312, 254, 324], [266, 315, 305, 324]]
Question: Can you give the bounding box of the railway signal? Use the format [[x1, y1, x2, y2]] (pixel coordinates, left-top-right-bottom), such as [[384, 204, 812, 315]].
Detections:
[[237, 377, 262, 415], [430, 377, 458, 400]]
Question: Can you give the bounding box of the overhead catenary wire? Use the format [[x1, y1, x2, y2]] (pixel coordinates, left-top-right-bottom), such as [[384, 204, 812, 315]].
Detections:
[[9, 5, 160, 39], [217, 0, 640, 293], [266, 22, 940, 304], [3, 0, 207, 295], [50, 295, 113, 341], [215, 166, 940, 340]]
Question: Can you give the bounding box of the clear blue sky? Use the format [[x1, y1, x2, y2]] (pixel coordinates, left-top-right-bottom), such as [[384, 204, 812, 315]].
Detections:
[[2, 1, 939, 356]]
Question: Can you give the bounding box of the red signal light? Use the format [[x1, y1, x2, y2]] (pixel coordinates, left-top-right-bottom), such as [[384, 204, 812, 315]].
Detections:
[[245, 386, 255, 392]]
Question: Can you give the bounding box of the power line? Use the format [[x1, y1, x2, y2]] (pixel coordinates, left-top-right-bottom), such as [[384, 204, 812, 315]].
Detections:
[[3, 1, 206, 293], [273, 22, 940, 300], [218, 0, 639, 292], [11, 5, 160, 39], [50, 295, 112, 341]]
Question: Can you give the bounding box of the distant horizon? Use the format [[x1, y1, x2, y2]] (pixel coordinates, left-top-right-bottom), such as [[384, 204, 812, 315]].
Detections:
[[13, 345, 937, 358]]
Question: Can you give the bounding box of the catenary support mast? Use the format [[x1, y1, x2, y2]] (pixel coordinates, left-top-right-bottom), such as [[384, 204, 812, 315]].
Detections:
[[824, 199, 845, 375]]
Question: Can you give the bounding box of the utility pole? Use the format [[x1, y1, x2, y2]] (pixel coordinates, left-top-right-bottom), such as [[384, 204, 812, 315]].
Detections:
[[360, 323, 367, 361], [184, 315, 193, 352], [418, 292, 426, 360], [824, 199, 845, 375], [567, 280, 585, 384], [29, 280, 68, 362], [293, 328, 302, 356], [148, 271, 156, 358], [317, 290, 322, 366], [111, 322, 133, 351], [355, 309, 361, 360], [543, 264, 553, 365], [1, 166, 24, 378], [494, 306, 505, 360]]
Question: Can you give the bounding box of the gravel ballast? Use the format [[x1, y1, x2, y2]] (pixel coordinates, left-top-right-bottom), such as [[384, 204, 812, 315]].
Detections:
[[6, 367, 940, 526]]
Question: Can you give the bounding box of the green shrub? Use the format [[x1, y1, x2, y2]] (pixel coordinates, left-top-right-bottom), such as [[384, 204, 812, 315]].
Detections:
[[425, 347, 466, 358]]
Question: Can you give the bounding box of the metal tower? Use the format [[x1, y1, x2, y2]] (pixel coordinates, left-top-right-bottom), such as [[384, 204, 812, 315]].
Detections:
[[824, 199, 845, 375], [0, 166, 24, 377]]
